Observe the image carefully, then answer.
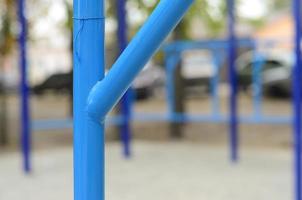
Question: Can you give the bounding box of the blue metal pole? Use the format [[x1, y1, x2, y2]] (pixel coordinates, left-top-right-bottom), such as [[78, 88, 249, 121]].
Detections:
[[86, 0, 194, 130], [117, 0, 131, 158], [227, 0, 238, 162], [252, 52, 264, 118], [73, 0, 105, 199], [165, 53, 181, 121], [292, 0, 302, 199], [210, 51, 223, 117], [17, 0, 31, 173]]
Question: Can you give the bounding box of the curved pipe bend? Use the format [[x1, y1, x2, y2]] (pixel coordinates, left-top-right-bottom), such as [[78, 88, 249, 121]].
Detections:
[[86, 0, 194, 123]]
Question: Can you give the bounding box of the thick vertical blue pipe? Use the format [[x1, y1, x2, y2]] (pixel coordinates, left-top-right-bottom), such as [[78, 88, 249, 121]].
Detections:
[[73, 0, 105, 199], [17, 0, 31, 173], [227, 0, 238, 162], [292, 0, 302, 199], [117, 0, 131, 158]]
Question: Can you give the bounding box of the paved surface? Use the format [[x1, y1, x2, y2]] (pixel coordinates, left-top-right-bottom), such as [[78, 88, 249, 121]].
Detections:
[[0, 141, 292, 200]]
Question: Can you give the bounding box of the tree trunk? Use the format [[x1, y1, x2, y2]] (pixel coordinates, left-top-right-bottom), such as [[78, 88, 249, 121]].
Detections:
[[0, 59, 8, 146], [169, 21, 188, 139]]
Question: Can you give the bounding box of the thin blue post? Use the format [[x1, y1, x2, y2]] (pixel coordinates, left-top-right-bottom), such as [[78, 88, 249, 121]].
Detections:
[[117, 0, 131, 158], [227, 0, 238, 162], [73, 0, 105, 199], [292, 0, 302, 199], [165, 53, 181, 119], [210, 50, 223, 117], [252, 52, 264, 118], [17, 0, 31, 173]]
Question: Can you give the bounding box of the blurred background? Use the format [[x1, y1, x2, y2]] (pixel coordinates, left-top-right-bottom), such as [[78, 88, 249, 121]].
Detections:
[[0, 0, 297, 199]]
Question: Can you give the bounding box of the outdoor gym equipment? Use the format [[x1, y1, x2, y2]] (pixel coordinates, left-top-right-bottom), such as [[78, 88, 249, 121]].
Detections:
[[164, 38, 292, 125], [16, 0, 133, 173], [74, 0, 194, 199], [17, 0, 30, 173], [73, 0, 302, 199], [16, 0, 302, 199]]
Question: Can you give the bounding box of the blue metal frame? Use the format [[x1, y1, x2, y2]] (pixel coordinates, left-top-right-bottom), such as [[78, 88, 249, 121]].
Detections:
[[117, 0, 132, 158], [210, 50, 225, 116], [17, 0, 302, 199], [73, 0, 105, 199], [86, 0, 194, 122], [292, 0, 302, 199], [17, 0, 31, 173], [18, 0, 302, 198], [163, 38, 299, 166], [75, 1, 193, 199], [30, 40, 293, 140], [251, 52, 265, 117], [227, 0, 238, 163]]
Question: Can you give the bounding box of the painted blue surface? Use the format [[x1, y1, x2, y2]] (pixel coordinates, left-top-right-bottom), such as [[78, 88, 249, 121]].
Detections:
[[164, 38, 240, 162], [252, 52, 265, 117], [32, 112, 293, 131], [86, 0, 194, 122], [292, 0, 302, 199], [227, 0, 238, 163], [117, 0, 132, 158], [17, 0, 31, 173], [75, 1, 193, 199], [17, 0, 300, 198], [163, 38, 255, 52], [33, 119, 73, 130], [165, 52, 182, 117], [73, 0, 105, 199], [210, 50, 224, 116], [162, 38, 296, 128]]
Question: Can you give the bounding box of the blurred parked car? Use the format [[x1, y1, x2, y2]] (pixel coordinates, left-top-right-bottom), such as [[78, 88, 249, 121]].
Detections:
[[32, 71, 73, 95], [0, 80, 4, 94], [0, 75, 4, 92], [32, 61, 165, 100], [237, 51, 293, 97], [132, 62, 165, 100], [181, 50, 214, 95]]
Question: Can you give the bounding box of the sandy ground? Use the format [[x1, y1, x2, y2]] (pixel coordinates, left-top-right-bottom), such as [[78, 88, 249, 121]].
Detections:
[[0, 93, 295, 199], [0, 141, 292, 200]]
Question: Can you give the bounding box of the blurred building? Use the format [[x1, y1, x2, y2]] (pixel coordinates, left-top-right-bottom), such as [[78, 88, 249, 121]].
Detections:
[[254, 11, 293, 50]]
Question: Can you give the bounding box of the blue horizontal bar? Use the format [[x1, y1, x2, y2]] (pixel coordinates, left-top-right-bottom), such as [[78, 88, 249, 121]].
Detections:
[[33, 118, 73, 131], [162, 38, 281, 53], [32, 113, 292, 131]]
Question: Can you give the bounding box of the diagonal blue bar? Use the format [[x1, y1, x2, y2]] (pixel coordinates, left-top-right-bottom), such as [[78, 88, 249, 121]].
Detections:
[[86, 0, 194, 122]]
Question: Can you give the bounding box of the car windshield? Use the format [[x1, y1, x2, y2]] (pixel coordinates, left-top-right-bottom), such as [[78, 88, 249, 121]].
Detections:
[[240, 60, 284, 74]]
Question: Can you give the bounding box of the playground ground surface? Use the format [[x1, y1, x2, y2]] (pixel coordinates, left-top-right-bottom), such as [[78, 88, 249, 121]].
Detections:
[[0, 93, 295, 199], [0, 141, 292, 200]]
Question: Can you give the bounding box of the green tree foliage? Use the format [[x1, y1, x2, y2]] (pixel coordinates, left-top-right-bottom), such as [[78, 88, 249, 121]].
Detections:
[[0, 0, 16, 57], [270, 0, 290, 11]]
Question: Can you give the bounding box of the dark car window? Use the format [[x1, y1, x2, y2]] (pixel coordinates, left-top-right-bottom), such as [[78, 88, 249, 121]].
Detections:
[[262, 60, 283, 70], [240, 60, 283, 75]]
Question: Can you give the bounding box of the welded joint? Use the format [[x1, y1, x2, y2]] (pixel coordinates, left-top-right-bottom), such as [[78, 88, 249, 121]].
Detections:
[[86, 80, 106, 124], [73, 17, 105, 63]]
